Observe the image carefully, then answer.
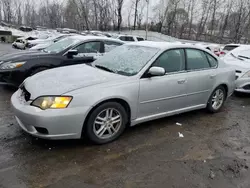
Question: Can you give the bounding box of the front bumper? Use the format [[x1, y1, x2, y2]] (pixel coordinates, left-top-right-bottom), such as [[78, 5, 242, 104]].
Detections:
[[11, 90, 90, 140], [235, 77, 250, 93]]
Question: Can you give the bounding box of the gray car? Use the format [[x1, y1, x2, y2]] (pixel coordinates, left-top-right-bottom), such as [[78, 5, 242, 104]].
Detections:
[[11, 42, 236, 144]]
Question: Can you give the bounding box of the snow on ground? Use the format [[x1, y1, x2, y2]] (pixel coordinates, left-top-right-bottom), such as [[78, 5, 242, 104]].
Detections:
[[0, 26, 59, 39]]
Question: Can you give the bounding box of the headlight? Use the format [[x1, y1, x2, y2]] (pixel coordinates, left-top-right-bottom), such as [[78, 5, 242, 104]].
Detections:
[[242, 71, 250, 78], [31, 96, 73, 110], [0, 61, 26, 69]]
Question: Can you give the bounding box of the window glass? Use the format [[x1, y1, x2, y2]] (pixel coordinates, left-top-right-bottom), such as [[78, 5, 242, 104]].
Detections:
[[119, 36, 135, 42], [44, 37, 80, 53], [119, 36, 126, 41], [126, 37, 134, 41], [206, 53, 217, 67], [154, 49, 185, 73], [137, 37, 144, 41], [74, 41, 101, 54], [223, 45, 238, 51], [186, 49, 210, 70], [104, 41, 122, 52]]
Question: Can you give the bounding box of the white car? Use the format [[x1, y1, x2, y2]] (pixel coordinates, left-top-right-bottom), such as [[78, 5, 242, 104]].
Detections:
[[222, 45, 250, 93], [115, 35, 145, 42], [12, 36, 38, 50], [27, 35, 71, 49], [220, 44, 248, 57], [29, 35, 74, 51]]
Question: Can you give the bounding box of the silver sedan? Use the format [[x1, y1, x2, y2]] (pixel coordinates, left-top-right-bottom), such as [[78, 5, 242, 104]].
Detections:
[[11, 42, 236, 144]]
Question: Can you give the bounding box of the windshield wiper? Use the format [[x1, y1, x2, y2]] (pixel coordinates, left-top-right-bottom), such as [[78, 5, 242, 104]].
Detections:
[[231, 53, 244, 61], [95, 65, 115, 73], [238, 55, 250, 60]]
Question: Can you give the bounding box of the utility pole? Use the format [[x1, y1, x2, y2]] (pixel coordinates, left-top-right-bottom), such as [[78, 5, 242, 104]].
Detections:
[[145, 0, 149, 40]]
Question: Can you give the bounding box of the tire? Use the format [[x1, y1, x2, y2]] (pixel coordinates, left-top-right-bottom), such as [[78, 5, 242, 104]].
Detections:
[[85, 102, 128, 144], [30, 67, 48, 76], [207, 86, 226, 113]]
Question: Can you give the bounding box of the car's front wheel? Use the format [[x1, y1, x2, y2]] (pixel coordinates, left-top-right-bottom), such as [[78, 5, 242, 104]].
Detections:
[[207, 86, 226, 113], [85, 102, 128, 144]]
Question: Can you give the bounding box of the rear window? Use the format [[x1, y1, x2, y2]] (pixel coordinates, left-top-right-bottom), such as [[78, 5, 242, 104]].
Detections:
[[223, 45, 239, 51], [119, 36, 135, 42]]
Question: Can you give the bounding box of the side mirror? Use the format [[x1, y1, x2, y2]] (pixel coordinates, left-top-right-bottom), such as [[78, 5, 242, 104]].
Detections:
[[148, 67, 165, 77], [67, 49, 78, 58]]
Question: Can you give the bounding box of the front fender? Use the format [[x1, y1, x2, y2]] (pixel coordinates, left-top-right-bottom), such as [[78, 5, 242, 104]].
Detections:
[[67, 81, 140, 120]]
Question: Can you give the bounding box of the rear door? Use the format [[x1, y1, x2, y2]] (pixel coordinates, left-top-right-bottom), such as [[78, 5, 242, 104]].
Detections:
[[185, 49, 217, 107]]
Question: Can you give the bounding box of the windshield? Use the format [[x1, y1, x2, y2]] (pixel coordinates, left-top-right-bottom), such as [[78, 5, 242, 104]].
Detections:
[[93, 45, 159, 76], [231, 48, 250, 61], [43, 37, 80, 53]]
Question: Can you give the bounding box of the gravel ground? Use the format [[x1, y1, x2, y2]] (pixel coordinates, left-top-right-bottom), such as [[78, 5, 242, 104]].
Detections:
[[0, 44, 250, 188]]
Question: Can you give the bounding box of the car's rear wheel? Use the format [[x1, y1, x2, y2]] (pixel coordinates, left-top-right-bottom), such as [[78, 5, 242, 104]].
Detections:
[[85, 102, 128, 144], [30, 67, 48, 76], [207, 86, 226, 113]]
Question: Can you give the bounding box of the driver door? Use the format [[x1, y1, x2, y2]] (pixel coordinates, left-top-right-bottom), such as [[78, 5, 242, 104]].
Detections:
[[63, 41, 104, 66]]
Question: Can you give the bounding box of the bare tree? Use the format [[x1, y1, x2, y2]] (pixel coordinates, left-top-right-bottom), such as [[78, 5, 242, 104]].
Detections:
[[116, 0, 124, 31], [132, 0, 140, 30], [2, 0, 13, 23]]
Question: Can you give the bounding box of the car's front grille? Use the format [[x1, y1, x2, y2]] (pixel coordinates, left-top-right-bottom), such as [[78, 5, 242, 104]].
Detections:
[[20, 86, 31, 101]]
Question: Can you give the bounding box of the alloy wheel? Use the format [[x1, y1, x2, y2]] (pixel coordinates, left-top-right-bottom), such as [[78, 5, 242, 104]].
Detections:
[[211, 89, 224, 110], [93, 108, 122, 139]]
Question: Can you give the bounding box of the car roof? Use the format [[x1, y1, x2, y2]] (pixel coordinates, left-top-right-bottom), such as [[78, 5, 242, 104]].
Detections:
[[126, 41, 208, 51], [118, 34, 143, 38], [68, 35, 124, 43]]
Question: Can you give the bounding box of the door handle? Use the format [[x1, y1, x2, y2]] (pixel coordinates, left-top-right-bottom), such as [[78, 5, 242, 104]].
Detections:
[[178, 79, 186, 84], [210, 74, 216, 78]]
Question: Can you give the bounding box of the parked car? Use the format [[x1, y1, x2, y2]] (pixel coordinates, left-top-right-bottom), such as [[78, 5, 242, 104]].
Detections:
[[11, 42, 235, 144], [0, 36, 124, 86], [219, 44, 247, 57], [114, 34, 145, 42], [12, 36, 38, 50], [29, 34, 74, 50], [222, 45, 250, 93]]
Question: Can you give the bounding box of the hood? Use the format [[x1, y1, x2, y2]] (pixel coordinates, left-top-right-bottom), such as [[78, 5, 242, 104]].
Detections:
[[0, 51, 51, 62], [30, 42, 52, 50], [24, 64, 125, 99], [222, 55, 250, 73]]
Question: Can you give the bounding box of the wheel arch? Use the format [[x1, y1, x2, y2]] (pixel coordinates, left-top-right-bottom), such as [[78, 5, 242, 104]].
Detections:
[[81, 98, 132, 137], [215, 83, 228, 98], [209, 83, 229, 102], [26, 65, 51, 77]]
